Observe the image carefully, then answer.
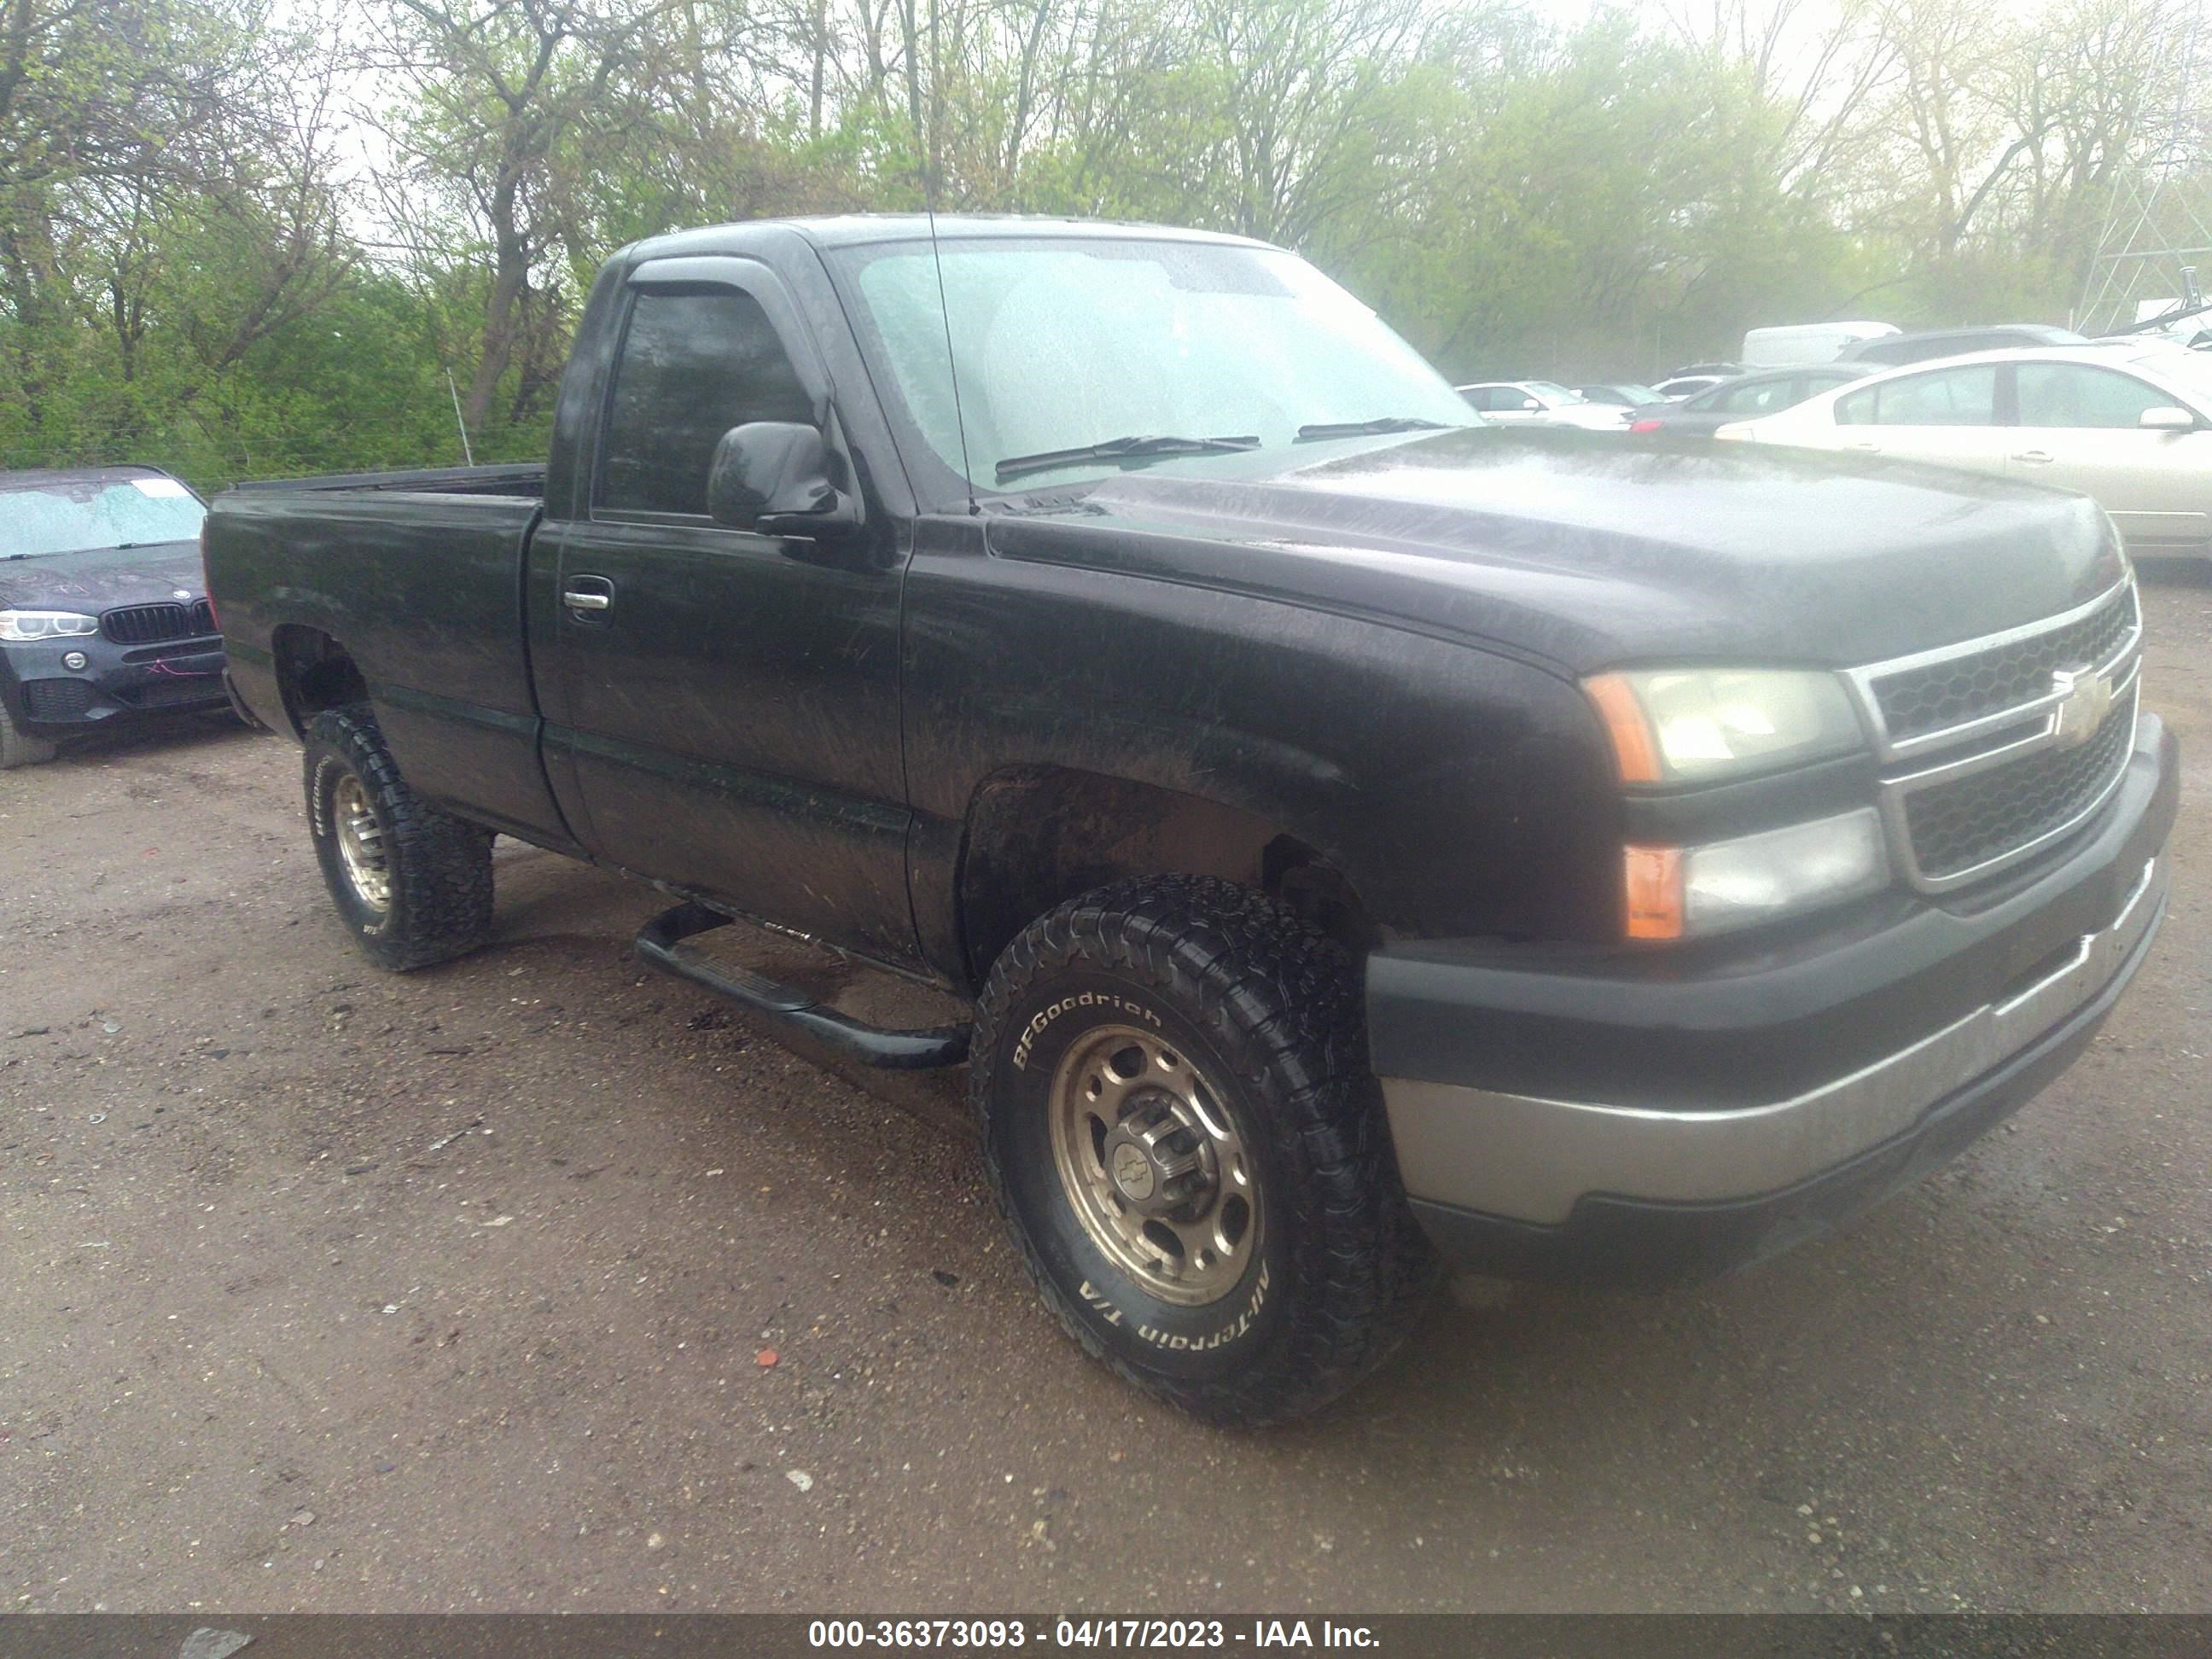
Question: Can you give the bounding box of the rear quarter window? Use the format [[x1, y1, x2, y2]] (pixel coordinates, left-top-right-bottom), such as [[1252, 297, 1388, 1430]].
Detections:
[[1838, 366, 1998, 427]]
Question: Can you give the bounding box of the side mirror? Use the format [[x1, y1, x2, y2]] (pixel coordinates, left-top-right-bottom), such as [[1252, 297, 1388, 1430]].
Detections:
[[706, 422, 864, 538], [1520, 398, 1541, 411], [2139, 405, 2197, 432]]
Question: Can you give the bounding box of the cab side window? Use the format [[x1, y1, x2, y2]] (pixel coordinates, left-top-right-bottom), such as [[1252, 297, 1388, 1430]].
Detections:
[[598, 288, 813, 517], [2016, 364, 2168, 429], [1837, 365, 1997, 427]]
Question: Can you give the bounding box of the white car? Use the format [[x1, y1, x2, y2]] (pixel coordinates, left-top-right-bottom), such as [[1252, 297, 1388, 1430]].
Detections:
[[1740, 321, 1899, 368], [1716, 342, 2212, 557], [1454, 381, 1628, 430]]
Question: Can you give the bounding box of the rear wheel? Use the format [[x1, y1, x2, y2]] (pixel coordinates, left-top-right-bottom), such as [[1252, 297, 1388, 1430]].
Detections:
[[973, 876, 1436, 1427], [303, 702, 493, 970], [0, 701, 59, 769]]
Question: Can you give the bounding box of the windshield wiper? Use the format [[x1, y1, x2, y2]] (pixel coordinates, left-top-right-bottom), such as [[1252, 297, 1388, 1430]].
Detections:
[[994, 434, 1260, 484], [1294, 416, 1454, 441]]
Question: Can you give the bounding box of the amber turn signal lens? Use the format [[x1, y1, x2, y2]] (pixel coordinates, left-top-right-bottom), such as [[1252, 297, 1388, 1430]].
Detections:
[[1624, 845, 1684, 940], [1584, 672, 1662, 784]]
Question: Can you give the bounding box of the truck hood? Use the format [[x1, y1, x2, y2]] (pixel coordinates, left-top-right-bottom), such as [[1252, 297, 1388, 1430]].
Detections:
[[982, 428, 2126, 672], [0, 540, 207, 614]]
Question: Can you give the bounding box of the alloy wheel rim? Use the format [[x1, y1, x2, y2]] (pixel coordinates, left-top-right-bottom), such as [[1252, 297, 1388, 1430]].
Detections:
[[332, 773, 393, 911], [1047, 1023, 1260, 1307]]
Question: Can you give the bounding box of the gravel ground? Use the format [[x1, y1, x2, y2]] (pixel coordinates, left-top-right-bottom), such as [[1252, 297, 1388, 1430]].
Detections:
[[3, 565, 2208, 1615]]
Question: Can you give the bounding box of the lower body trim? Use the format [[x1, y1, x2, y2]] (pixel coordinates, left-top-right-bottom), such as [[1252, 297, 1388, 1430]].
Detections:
[[1384, 857, 2165, 1230]]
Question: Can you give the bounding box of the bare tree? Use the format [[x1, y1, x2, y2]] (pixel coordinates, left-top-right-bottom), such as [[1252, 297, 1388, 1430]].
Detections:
[[361, 0, 725, 430]]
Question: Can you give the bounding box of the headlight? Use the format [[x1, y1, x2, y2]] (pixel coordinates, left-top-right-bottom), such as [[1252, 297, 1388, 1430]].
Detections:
[[0, 608, 100, 642], [1627, 807, 1890, 940], [1585, 667, 1863, 784]]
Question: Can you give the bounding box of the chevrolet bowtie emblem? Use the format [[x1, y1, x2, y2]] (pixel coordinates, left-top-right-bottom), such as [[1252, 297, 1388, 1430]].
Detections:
[[2050, 666, 2114, 751]]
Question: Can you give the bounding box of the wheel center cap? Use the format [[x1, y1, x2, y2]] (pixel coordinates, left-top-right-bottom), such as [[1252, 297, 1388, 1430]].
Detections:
[[1110, 1142, 1156, 1202]]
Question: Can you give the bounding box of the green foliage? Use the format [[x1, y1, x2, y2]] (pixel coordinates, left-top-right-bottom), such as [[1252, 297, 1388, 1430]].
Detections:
[[0, 0, 2195, 485]]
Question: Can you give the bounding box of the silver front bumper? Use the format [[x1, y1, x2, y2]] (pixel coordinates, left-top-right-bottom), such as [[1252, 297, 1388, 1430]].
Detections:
[[1382, 857, 2167, 1226]]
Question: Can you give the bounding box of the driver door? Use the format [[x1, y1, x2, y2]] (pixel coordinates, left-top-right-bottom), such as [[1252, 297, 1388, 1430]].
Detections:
[[538, 256, 918, 963]]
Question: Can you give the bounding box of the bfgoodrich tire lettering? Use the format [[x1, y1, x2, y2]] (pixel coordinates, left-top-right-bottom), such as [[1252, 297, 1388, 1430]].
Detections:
[[973, 876, 1437, 1427], [302, 702, 494, 971]]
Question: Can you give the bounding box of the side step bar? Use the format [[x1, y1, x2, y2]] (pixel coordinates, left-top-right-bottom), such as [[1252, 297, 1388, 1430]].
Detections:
[[634, 902, 970, 1071]]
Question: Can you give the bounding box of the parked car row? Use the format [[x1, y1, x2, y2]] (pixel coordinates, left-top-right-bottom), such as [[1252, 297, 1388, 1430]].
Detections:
[[1452, 381, 1634, 429], [1452, 365, 1790, 427], [1628, 365, 1869, 434], [1716, 340, 2212, 559], [1454, 323, 2209, 562]]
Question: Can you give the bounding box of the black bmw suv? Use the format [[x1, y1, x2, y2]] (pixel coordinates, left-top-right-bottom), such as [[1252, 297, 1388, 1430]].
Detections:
[[0, 465, 232, 767]]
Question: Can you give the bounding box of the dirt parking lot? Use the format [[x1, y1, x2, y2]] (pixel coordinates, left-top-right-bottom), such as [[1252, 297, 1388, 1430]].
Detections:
[[3, 566, 2209, 1615]]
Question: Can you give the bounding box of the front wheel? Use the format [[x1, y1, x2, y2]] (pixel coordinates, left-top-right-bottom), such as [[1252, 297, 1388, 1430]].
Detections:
[[972, 876, 1436, 1427], [303, 703, 494, 971]]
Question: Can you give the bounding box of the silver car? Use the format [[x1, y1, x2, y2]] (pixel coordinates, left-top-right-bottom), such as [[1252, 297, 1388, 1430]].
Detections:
[[1454, 380, 1629, 430], [1715, 342, 2212, 557]]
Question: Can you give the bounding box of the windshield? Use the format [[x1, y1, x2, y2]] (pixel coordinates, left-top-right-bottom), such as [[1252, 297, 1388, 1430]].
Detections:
[[829, 236, 1474, 492], [2, 476, 205, 557], [1525, 381, 1581, 402]]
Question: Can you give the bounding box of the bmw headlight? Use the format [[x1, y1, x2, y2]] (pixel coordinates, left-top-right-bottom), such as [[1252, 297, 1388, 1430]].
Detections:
[[0, 608, 100, 642], [1585, 667, 1863, 784]]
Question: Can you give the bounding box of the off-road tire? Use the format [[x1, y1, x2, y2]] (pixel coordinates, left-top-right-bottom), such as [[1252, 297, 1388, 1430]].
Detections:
[[972, 876, 1438, 1427], [303, 702, 494, 971], [0, 700, 59, 768]]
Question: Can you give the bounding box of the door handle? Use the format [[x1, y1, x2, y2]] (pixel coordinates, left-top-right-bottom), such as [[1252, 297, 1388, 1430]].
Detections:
[[2012, 450, 2054, 464], [562, 575, 614, 616]]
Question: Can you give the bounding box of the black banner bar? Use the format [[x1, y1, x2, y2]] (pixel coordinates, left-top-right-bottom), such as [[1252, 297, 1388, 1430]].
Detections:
[[5, 1616, 2212, 1659]]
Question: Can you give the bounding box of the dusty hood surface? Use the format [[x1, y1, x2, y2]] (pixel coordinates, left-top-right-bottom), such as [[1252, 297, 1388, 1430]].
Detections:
[[983, 428, 2124, 672], [0, 541, 207, 615]]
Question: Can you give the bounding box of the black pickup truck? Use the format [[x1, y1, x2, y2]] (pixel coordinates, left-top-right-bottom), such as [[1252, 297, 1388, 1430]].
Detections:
[[204, 216, 2179, 1425]]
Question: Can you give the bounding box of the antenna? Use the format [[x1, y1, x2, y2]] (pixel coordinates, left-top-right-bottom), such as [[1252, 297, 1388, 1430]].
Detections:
[[445, 370, 476, 468], [923, 154, 978, 515]]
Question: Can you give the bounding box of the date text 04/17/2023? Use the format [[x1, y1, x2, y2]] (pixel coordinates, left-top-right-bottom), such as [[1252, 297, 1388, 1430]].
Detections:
[[805, 1619, 1382, 1649]]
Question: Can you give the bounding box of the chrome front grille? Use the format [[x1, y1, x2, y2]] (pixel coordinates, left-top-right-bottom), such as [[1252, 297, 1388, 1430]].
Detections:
[[1901, 684, 2138, 881], [1871, 585, 2138, 744], [1847, 579, 2142, 894]]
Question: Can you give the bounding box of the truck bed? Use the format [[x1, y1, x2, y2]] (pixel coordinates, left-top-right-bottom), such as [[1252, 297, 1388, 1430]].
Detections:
[[206, 469, 568, 847], [225, 463, 545, 498]]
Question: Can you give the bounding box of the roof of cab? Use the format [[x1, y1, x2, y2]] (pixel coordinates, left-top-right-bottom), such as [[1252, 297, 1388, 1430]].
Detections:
[[622, 213, 1277, 262]]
